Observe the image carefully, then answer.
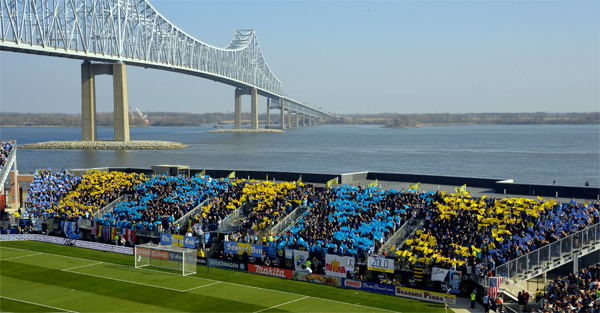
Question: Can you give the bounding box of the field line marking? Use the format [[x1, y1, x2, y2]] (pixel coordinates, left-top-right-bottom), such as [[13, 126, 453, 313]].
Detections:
[[183, 281, 221, 292], [0, 295, 79, 313], [1, 245, 400, 312], [0, 252, 42, 261], [63, 268, 185, 293], [62, 261, 103, 272], [0, 246, 107, 262], [253, 296, 309, 313]]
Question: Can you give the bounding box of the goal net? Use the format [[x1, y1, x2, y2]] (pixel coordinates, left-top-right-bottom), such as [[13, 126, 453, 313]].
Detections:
[[134, 243, 197, 276]]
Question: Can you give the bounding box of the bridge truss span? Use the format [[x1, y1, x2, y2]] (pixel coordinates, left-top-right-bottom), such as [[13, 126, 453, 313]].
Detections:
[[0, 0, 282, 95]]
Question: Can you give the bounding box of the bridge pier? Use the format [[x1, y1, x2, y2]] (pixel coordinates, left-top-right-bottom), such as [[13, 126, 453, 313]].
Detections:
[[287, 110, 292, 128], [234, 88, 243, 129], [295, 112, 299, 127], [280, 98, 286, 130], [113, 62, 130, 141], [81, 61, 97, 141], [81, 61, 129, 141], [234, 88, 258, 129], [250, 88, 258, 129], [266, 99, 271, 129], [302, 114, 306, 127]]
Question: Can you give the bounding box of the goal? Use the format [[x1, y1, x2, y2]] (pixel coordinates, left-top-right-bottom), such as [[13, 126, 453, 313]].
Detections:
[[134, 243, 197, 276]]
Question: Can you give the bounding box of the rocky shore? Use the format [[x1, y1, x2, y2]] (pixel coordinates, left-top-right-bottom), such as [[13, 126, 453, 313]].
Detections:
[[20, 140, 188, 150], [207, 129, 284, 133]]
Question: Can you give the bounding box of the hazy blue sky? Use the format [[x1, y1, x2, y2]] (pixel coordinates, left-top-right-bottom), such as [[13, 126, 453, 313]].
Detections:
[[1, 0, 598, 115]]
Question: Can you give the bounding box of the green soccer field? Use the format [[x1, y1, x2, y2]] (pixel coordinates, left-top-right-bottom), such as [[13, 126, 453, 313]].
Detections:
[[0, 241, 448, 313]]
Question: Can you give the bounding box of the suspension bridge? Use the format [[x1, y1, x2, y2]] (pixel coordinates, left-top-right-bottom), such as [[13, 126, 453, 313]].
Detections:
[[0, 0, 331, 141]]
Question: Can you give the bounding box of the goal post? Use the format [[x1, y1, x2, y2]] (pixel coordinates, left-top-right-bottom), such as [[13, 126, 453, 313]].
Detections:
[[134, 243, 197, 276]]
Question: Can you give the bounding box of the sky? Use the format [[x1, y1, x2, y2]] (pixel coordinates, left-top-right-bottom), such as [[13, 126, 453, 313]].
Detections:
[[1, 0, 599, 115]]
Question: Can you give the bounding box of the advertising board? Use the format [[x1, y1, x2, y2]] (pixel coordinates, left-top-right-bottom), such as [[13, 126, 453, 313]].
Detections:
[[293, 272, 342, 286], [207, 258, 247, 271], [248, 264, 293, 279], [367, 256, 395, 273], [395, 286, 456, 304], [360, 281, 396, 295], [224, 241, 264, 257], [325, 254, 354, 278]]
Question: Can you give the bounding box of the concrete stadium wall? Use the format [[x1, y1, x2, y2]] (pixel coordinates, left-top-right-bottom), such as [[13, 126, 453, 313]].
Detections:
[[91, 167, 599, 200], [341, 172, 369, 185], [367, 172, 501, 189], [495, 182, 600, 200]]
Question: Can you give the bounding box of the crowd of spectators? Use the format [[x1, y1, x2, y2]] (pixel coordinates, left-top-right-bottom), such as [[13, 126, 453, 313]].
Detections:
[[55, 170, 145, 219], [97, 174, 232, 232], [19, 168, 600, 283], [242, 180, 309, 231], [394, 192, 600, 275], [537, 264, 600, 313], [24, 169, 81, 218], [0, 140, 15, 171], [275, 184, 436, 257], [191, 177, 245, 232]]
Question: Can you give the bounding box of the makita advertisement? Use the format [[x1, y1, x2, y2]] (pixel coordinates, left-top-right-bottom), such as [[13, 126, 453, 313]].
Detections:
[[207, 258, 247, 271], [224, 241, 264, 257], [248, 264, 293, 279]]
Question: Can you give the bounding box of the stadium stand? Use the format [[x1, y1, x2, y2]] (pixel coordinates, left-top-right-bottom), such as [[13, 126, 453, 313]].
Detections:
[[539, 264, 600, 313], [275, 184, 437, 257], [24, 169, 81, 218], [55, 170, 145, 219], [0, 140, 14, 171], [394, 193, 600, 276], [96, 174, 233, 232]]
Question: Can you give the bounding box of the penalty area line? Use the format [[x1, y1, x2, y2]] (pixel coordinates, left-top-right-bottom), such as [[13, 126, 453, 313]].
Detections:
[[0, 252, 42, 261], [63, 268, 185, 293], [62, 261, 103, 272], [253, 296, 309, 313], [0, 296, 79, 313], [183, 281, 222, 292]]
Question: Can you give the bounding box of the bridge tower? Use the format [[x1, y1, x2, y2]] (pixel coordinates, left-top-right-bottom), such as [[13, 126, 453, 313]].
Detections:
[[81, 61, 130, 141]]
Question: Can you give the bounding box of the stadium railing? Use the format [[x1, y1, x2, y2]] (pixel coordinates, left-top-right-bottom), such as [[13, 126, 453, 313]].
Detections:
[[273, 205, 310, 237], [93, 194, 130, 219], [0, 142, 16, 192], [496, 223, 600, 282], [174, 197, 212, 228], [379, 218, 423, 254]]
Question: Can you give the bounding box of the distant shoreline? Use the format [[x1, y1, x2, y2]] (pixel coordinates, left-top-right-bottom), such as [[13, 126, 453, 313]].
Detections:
[[2, 111, 598, 128]]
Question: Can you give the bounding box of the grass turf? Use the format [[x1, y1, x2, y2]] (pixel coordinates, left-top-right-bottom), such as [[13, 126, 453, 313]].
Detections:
[[0, 241, 447, 312]]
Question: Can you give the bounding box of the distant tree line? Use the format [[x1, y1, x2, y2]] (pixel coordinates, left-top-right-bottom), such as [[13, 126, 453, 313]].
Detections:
[[331, 112, 599, 128], [1, 111, 598, 127]]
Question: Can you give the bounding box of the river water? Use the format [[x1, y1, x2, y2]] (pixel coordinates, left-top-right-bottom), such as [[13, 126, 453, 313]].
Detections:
[[0, 124, 598, 187]]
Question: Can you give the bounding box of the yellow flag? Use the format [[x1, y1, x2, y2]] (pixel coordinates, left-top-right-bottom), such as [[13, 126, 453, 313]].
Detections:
[[199, 170, 205, 177], [227, 171, 236, 179]]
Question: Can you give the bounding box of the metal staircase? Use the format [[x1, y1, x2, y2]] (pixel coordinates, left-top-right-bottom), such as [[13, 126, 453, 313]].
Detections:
[[274, 205, 311, 237], [496, 223, 600, 283], [0, 144, 17, 193], [379, 218, 424, 254]]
